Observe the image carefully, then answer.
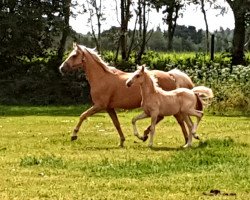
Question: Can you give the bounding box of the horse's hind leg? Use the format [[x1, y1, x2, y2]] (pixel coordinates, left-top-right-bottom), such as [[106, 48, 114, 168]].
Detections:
[[174, 113, 189, 145], [187, 116, 199, 140], [107, 108, 125, 147], [182, 115, 193, 148], [72, 105, 103, 141], [143, 116, 164, 142], [186, 109, 203, 140]]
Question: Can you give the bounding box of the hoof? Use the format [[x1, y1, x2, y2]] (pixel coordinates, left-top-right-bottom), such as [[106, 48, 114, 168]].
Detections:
[[71, 136, 78, 141], [183, 143, 191, 148], [141, 135, 148, 142], [193, 133, 200, 140]]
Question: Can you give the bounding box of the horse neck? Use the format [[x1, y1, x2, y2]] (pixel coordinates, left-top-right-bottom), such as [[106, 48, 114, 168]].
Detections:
[[83, 54, 108, 85], [140, 74, 157, 99]]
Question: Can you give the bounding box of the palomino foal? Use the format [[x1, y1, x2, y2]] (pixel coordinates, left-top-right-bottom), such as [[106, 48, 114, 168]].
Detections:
[[126, 65, 213, 147]]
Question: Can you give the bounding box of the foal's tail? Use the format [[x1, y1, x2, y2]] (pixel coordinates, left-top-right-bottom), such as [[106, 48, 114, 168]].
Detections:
[[192, 86, 214, 108], [192, 86, 214, 99]]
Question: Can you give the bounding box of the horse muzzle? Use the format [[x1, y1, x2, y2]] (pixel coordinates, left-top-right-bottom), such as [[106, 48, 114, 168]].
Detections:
[[59, 62, 69, 75]]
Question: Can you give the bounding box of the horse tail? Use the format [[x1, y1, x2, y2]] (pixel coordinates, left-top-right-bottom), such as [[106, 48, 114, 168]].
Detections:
[[195, 93, 203, 111], [192, 86, 214, 99], [192, 86, 214, 108]]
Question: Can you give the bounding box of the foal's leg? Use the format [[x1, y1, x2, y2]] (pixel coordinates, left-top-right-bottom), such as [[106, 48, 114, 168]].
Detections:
[[174, 113, 189, 145], [187, 116, 199, 140], [148, 116, 158, 147], [143, 116, 164, 142], [185, 109, 203, 143], [107, 108, 125, 147], [191, 113, 203, 137], [72, 105, 103, 141], [182, 115, 193, 148], [132, 112, 149, 140]]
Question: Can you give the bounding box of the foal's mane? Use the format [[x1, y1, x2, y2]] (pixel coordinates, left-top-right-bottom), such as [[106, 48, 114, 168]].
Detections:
[[143, 68, 162, 92], [79, 45, 116, 74]]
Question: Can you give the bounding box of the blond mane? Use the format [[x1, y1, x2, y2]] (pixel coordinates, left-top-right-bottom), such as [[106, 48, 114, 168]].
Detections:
[[79, 45, 116, 74], [142, 67, 163, 93]]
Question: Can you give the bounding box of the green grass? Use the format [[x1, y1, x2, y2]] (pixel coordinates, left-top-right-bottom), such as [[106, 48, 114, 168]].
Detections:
[[0, 106, 249, 199]]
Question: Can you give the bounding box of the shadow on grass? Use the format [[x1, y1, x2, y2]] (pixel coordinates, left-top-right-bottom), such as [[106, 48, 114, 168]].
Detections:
[[150, 146, 182, 151], [149, 137, 249, 152]]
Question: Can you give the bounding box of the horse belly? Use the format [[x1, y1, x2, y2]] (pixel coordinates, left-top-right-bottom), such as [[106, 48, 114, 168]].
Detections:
[[108, 86, 142, 109], [158, 98, 180, 116]]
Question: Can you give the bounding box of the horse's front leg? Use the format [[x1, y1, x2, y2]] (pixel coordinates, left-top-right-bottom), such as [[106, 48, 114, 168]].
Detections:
[[131, 112, 149, 140], [72, 105, 103, 141], [107, 108, 125, 147], [143, 116, 164, 142], [148, 115, 158, 147]]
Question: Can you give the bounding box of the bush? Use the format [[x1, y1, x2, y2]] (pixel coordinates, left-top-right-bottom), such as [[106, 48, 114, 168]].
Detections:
[[0, 51, 249, 115]]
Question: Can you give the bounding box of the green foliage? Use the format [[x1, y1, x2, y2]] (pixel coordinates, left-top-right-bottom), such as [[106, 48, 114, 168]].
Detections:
[[101, 51, 250, 115], [1, 50, 250, 115], [0, 1, 64, 62]]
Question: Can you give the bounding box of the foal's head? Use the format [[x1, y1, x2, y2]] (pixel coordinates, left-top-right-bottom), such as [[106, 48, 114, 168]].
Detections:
[[126, 64, 147, 87], [59, 43, 85, 74]]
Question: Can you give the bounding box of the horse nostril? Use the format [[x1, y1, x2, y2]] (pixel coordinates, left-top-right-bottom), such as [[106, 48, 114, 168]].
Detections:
[[126, 81, 131, 87]]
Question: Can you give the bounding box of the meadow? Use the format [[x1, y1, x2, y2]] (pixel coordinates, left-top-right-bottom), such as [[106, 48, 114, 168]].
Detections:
[[0, 106, 249, 199]]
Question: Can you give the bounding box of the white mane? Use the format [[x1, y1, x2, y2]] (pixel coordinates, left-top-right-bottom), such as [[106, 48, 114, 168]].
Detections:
[[78, 45, 117, 73], [141, 67, 162, 92]]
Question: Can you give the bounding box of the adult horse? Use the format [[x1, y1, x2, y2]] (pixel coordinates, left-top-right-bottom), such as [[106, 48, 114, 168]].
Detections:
[[59, 43, 201, 147]]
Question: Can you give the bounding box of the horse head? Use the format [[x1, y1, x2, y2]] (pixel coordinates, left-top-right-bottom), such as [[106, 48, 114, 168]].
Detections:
[[59, 43, 86, 74], [126, 64, 146, 87]]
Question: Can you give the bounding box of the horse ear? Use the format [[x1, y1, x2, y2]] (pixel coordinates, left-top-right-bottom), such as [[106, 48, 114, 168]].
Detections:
[[141, 65, 145, 72], [73, 42, 81, 50]]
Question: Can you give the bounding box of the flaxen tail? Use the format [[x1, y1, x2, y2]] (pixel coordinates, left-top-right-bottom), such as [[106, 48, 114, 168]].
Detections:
[[192, 86, 214, 99], [192, 86, 214, 107]]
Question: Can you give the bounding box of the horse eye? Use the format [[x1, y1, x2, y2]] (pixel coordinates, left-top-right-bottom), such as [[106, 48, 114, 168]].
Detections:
[[135, 74, 140, 78]]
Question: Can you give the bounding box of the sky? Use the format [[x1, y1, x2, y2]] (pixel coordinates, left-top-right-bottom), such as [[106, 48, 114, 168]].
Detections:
[[69, 0, 234, 35]]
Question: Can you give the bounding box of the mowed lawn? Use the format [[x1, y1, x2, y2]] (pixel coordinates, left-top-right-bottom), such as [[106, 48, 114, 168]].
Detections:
[[0, 106, 249, 200]]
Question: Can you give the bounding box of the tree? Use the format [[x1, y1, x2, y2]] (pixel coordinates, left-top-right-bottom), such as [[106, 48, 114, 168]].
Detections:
[[135, 0, 152, 63], [57, 0, 71, 64], [149, 0, 183, 51], [0, 0, 67, 66], [225, 0, 250, 65], [120, 0, 132, 60], [86, 0, 105, 53]]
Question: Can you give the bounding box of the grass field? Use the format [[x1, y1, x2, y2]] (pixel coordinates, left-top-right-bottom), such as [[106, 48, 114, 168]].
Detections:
[[0, 105, 249, 199]]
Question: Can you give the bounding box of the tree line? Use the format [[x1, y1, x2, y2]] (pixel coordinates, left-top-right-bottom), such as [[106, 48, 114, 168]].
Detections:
[[0, 0, 249, 69]]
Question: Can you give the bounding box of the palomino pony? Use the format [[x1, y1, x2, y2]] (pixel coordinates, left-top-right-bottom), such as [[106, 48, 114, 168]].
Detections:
[[126, 65, 213, 147], [59, 43, 202, 147]]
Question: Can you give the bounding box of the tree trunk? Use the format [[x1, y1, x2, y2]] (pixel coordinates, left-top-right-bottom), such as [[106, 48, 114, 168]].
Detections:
[[232, 10, 246, 65], [201, 0, 209, 54], [120, 0, 131, 60], [226, 0, 247, 65], [165, 1, 181, 51], [137, 0, 147, 63], [57, 0, 71, 64]]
